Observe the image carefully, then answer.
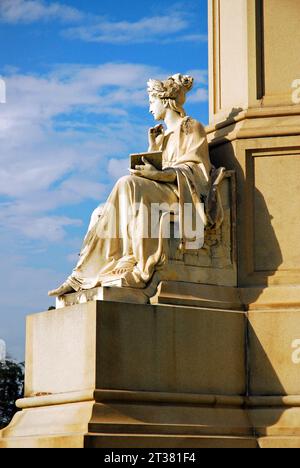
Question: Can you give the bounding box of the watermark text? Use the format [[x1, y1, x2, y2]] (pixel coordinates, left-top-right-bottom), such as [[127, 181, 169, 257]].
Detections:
[[93, 198, 205, 250], [291, 339, 300, 364], [292, 79, 300, 104]]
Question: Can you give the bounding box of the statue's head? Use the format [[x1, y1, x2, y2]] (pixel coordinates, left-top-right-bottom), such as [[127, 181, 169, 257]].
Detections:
[[148, 74, 194, 120]]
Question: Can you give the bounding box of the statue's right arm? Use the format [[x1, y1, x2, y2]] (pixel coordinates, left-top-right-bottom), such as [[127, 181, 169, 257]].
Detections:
[[148, 125, 164, 151], [160, 168, 177, 183]]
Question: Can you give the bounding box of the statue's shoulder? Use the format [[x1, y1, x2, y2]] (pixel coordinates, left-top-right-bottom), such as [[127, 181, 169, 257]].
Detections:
[[180, 116, 205, 136]]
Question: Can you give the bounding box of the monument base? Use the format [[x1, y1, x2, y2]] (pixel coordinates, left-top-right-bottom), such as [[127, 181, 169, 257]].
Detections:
[[2, 300, 300, 448]]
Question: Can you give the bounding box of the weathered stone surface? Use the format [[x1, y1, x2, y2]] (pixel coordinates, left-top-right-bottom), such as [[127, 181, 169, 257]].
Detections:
[[23, 302, 247, 397], [1, 302, 300, 448]]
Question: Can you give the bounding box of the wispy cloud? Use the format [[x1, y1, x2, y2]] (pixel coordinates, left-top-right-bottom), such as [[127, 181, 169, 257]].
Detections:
[[186, 69, 208, 102], [0, 1, 207, 45], [0, 0, 83, 24], [0, 210, 82, 242], [107, 158, 129, 180], [187, 69, 208, 85], [189, 88, 209, 103], [63, 13, 207, 45], [171, 34, 208, 43]]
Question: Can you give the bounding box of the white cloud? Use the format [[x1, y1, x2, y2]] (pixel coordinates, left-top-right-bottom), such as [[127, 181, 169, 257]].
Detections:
[[107, 158, 129, 180], [178, 34, 208, 43], [160, 34, 208, 45], [187, 69, 208, 86], [0, 0, 83, 24], [63, 14, 185, 44], [185, 69, 208, 103], [63, 13, 207, 45], [189, 88, 209, 103], [6, 215, 82, 242], [67, 252, 80, 263]]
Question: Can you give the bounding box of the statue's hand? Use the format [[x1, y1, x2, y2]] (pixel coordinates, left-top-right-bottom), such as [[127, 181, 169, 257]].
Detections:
[[130, 157, 176, 183], [148, 124, 164, 151], [130, 157, 161, 181]]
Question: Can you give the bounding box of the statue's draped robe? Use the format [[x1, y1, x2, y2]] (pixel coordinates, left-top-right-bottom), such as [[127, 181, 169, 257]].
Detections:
[[68, 117, 219, 291]]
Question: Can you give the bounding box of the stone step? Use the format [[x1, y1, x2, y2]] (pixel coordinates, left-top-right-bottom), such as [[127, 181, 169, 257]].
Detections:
[[88, 422, 252, 437], [259, 437, 300, 449], [84, 433, 259, 449]]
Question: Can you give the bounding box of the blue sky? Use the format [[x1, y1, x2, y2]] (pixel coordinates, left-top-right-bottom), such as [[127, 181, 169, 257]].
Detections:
[[0, 0, 209, 360]]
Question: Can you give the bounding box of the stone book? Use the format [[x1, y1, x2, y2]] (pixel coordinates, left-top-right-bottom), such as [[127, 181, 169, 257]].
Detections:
[[130, 151, 163, 171]]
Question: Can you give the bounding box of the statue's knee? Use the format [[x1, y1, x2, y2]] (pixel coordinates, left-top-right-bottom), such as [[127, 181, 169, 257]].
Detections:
[[119, 175, 132, 183], [116, 175, 134, 189]]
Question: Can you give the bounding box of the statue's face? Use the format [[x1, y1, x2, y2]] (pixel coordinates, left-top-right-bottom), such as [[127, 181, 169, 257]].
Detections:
[[149, 96, 166, 121]]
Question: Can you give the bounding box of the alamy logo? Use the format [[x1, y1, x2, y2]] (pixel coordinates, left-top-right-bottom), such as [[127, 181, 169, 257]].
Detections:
[[0, 77, 6, 104], [291, 339, 300, 364], [292, 79, 300, 104]]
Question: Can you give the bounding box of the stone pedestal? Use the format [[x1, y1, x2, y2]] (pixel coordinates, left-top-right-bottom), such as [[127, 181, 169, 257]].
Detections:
[[1, 300, 300, 448]]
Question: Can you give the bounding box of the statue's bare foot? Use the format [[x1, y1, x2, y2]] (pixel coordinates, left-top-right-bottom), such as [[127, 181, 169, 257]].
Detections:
[[112, 267, 132, 276], [111, 259, 136, 277], [48, 281, 75, 297]]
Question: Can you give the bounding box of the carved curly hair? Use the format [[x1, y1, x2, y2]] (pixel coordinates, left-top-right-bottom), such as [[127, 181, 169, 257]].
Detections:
[[148, 74, 193, 100], [147, 74, 194, 117]]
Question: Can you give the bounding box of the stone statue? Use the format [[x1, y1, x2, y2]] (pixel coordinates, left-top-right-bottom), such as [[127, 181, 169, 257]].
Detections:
[[49, 74, 224, 297]]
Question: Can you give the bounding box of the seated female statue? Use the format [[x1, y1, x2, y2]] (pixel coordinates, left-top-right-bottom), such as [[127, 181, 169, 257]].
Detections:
[[49, 74, 223, 297]]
